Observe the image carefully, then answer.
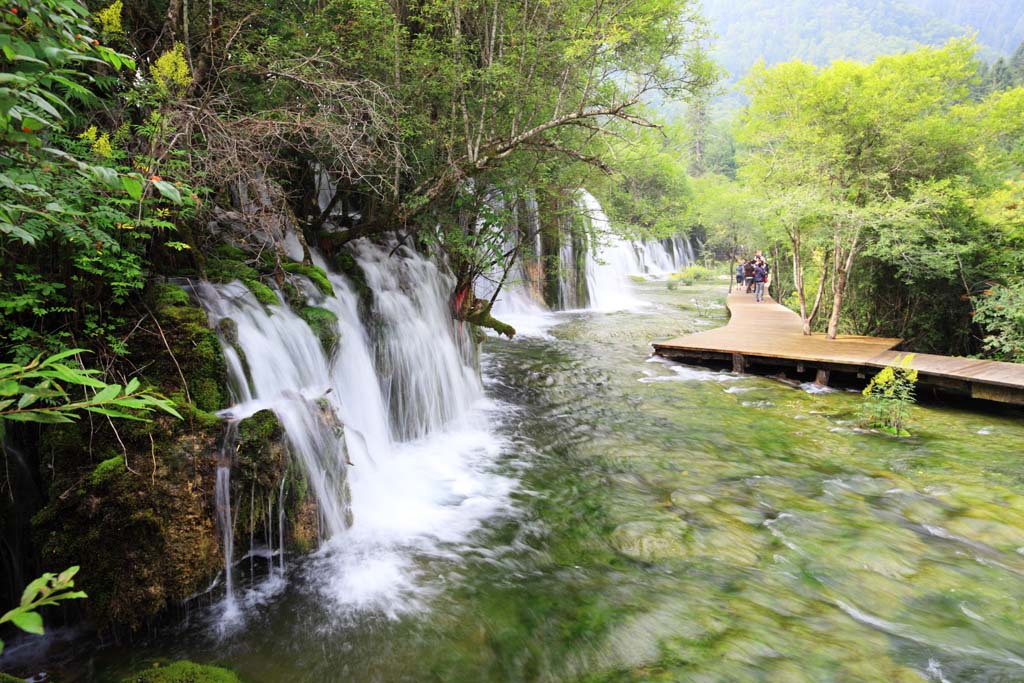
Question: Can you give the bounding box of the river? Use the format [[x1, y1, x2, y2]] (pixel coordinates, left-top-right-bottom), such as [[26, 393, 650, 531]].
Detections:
[[42, 278, 1024, 682]]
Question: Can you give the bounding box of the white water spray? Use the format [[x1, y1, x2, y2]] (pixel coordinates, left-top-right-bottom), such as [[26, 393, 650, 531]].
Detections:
[[196, 239, 513, 624]]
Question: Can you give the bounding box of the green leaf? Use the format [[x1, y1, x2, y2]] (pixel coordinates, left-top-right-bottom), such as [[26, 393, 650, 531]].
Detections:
[[56, 566, 80, 585], [19, 576, 49, 607], [83, 406, 143, 420], [2, 411, 77, 423], [9, 610, 44, 635], [49, 363, 107, 388], [151, 180, 182, 204], [121, 175, 143, 201], [90, 383, 122, 404], [39, 349, 90, 366]]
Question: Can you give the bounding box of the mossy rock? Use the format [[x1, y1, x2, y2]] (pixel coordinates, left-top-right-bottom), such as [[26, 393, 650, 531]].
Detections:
[[0, 673, 26, 683], [147, 284, 228, 413], [206, 251, 260, 284], [299, 306, 340, 353], [33, 414, 222, 632], [120, 661, 241, 683], [31, 286, 229, 632], [90, 455, 125, 486], [281, 280, 305, 311], [232, 411, 315, 553], [281, 262, 334, 297], [241, 278, 278, 307]]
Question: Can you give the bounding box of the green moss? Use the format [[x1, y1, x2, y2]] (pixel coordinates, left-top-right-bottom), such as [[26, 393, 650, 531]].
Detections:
[[463, 303, 515, 339], [237, 409, 282, 450], [147, 285, 228, 413], [205, 245, 261, 284], [90, 455, 125, 486], [120, 661, 241, 683], [281, 280, 304, 311], [282, 262, 334, 297], [299, 306, 340, 352], [151, 283, 191, 309], [241, 278, 278, 307], [0, 672, 26, 683]]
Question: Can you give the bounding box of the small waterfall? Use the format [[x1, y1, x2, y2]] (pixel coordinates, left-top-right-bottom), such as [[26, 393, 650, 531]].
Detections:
[[580, 191, 693, 311], [195, 238, 511, 622], [214, 422, 238, 622]]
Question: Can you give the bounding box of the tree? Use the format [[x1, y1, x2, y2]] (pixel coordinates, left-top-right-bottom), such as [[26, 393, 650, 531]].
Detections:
[[736, 39, 1021, 340]]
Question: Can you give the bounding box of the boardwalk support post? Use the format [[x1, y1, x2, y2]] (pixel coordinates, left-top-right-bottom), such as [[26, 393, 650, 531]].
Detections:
[[815, 369, 830, 387], [732, 353, 745, 374]]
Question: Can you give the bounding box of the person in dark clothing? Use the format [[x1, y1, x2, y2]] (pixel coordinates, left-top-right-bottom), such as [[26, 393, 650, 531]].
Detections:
[[753, 261, 768, 302], [743, 260, 755, 293], [735, 261, 745, 289]]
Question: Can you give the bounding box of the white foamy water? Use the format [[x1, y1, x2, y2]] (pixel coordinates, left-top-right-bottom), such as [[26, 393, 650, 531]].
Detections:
[[195, 239, 515, 625]]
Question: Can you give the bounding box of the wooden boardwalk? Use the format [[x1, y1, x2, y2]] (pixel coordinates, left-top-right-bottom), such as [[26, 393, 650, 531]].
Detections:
[[652, 291, 1024, 406]]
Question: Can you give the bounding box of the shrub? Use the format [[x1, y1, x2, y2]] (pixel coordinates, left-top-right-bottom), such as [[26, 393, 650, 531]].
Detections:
[[861, 355, 917, 436], [973, 282, 1024, 363]]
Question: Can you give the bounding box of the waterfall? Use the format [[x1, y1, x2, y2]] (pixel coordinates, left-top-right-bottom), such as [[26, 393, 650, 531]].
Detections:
[[214, 425, 237, 623], [580, 191, 693, 311], [195, 238, 512, 623]]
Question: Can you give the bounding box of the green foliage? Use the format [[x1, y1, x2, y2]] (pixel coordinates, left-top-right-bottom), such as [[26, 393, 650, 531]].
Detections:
[[0, 349, 182, 426], [861, 355, 918, 436], [973, 283, 1024, 362], [720, 39, 1024, 350], [150, 43, 192, 95], [95, 1, 123, 35], [701, 0, 1023, 109], [675, 264, 714, 284], [0, 566, 86, 655], [0, 0, 198, 361], [120, 661, 241, 683], [595, 123, 694, 239]]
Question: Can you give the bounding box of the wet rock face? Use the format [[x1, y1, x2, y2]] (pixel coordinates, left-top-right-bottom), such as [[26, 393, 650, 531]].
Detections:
[[33, 416, 223, 632], [28, 284, 231, 631]]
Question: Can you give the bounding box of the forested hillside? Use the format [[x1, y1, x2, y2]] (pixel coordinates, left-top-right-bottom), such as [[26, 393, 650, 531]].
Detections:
[[701, 0, 1024, 80]]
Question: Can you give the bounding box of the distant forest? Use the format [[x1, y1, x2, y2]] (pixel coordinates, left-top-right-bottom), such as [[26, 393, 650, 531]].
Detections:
[[702, 0, 1024, 80]]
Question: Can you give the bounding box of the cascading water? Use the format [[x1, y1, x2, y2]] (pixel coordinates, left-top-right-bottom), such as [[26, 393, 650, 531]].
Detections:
[[581, 191, 694, 311], [486, 190, 695, 328], [195, 238, 512, 626], [214, 423, 239, 623]]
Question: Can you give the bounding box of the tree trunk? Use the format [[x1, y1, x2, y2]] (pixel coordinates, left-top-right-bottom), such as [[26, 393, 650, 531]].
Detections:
[[806, 248, 830, 333], [789, 229, 811, 335], [826, 229, 861, 340]]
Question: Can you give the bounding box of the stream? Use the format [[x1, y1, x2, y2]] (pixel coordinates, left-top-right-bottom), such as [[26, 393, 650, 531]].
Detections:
[[38, 278, 1024, 682]]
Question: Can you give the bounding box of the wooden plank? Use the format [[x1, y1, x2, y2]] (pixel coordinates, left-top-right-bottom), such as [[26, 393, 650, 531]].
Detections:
[[652, 290, 1024, 405]]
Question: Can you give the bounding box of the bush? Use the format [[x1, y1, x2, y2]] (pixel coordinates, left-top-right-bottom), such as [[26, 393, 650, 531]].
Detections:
[[973, 282, 1024, 362], [861, 355, 917, 436]]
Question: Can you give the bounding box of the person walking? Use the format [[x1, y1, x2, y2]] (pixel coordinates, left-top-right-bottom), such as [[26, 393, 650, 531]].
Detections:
[[743, 259, 755, 293], [753, 260, 768, 302], [735, 261, 745, 291]]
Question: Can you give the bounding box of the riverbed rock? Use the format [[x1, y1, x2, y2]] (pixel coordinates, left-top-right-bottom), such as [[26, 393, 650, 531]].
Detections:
[[609, 520, 689, 562]]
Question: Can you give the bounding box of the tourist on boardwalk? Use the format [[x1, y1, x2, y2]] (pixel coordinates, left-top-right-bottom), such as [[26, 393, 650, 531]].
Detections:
[[743, 259, 755, 293], [753, 260, 768, 302], [735, 261, 745, 290]]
